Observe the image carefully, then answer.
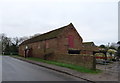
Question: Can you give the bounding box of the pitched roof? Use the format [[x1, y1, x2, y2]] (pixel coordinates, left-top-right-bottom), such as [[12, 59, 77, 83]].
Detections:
[[83, 42, 95, 46], [20, 23, 74, 46]]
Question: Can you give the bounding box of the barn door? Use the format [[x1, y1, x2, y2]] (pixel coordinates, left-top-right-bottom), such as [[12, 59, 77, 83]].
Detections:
[[68, 35, 74, 48]]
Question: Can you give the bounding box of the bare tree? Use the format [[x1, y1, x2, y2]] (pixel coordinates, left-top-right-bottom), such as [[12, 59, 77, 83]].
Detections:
[[0, 33, 29, 55], [0, 33, 12, 54]]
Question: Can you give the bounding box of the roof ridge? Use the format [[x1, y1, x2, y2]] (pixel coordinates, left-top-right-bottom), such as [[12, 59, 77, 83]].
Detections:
[[30, 23, 72, 39], [20, 23, 73, 45], [83, 42, 94, 43]]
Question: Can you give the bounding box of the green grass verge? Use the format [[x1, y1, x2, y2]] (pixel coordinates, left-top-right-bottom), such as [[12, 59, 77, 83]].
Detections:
[[27, 57, 101, 74], [12, 55, 102, 74]]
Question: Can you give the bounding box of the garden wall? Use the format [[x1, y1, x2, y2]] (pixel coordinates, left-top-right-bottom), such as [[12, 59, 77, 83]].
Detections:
[[47, 53, 96, 69]]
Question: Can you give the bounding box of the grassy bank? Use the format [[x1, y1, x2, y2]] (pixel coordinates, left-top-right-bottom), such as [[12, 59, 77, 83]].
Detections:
[[12, 55, 102, 74]]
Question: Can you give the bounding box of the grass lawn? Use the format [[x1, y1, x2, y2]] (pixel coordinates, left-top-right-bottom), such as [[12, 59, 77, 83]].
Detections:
[[12, 55, 102, 74]]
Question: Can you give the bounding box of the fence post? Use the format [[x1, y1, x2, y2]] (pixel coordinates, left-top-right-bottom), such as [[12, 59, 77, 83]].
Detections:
[[93, 55, 96, 70]]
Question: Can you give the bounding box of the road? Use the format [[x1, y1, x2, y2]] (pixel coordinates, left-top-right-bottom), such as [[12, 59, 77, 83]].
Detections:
[[2, 56, 86, 81]]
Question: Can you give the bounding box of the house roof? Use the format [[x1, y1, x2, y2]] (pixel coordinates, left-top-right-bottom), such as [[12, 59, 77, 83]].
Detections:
[[83, 42, 95, 46], [19, 23, 74, 46]]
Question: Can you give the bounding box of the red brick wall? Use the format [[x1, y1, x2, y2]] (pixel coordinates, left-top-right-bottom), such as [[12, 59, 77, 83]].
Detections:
[[81, 46, 99, 55], [19, 45, 25, 57], [81, 50, 93, 55], [57, 25, 83, 54], [46, 53, 95, 69], [19, 38, 58, 58]]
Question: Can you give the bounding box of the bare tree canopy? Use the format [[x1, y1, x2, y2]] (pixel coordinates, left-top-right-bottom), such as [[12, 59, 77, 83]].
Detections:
[[0, 33, 28, 55]]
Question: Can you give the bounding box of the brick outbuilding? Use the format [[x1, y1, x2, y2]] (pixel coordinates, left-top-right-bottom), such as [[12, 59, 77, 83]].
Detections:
[[81, 42, 99, 55], [19, 23, 83, 58], [19, 23, 97, 69]]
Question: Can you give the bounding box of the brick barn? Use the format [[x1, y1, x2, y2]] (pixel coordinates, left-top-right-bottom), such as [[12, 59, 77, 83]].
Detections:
[[19, 23, 97, 69], [19, 23, 83, 58]]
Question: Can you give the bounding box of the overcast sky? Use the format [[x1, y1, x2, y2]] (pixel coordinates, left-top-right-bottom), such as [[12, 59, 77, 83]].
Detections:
[[0, 0, 118, 45]]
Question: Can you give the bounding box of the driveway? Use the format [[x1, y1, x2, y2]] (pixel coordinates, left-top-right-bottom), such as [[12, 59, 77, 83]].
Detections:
[[96, 61, 119, 81]]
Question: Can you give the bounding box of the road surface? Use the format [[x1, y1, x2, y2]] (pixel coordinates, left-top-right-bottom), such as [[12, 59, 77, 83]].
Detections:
[[2, 56, 86, 81]]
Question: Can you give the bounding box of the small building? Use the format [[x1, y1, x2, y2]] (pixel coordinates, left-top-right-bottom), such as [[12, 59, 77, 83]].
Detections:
[[81, 42, 99, 55]]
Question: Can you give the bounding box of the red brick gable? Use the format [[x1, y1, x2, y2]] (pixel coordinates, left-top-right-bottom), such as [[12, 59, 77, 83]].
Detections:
[[19, 23, 83, 46]]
